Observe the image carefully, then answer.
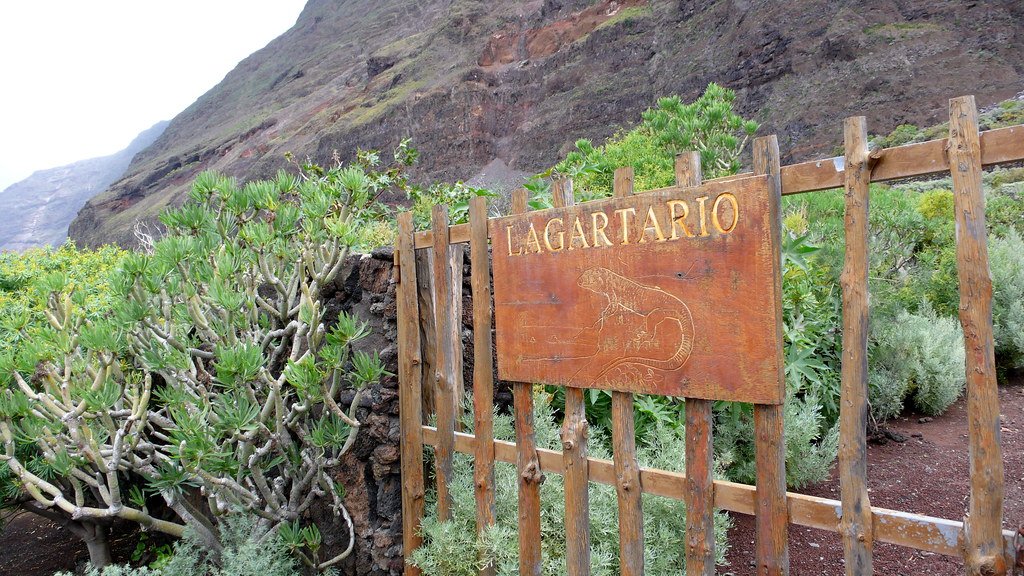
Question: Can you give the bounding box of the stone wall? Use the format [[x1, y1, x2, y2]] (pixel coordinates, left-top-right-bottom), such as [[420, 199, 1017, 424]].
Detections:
[[315, 246, 508, 575], [318, 248, 404, 576]]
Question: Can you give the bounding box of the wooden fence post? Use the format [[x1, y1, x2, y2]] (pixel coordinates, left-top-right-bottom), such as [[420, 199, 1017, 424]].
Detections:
[[510, 188, 544, 576], [839, 115, 874, 575], [552, 178, 592, 576], [676, 153, 716, 576], [415, 249, 436, 419], [948, 95, 1007, 576], [397, 212, 425, 576], [430, 205, 460, 521], [752, 135, 790, 576], [469, 196, 497, 576], [610, 166, 644, 576]]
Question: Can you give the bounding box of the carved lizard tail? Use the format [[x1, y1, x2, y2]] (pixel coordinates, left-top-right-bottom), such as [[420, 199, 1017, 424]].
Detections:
[[594, 309, 694, 381]]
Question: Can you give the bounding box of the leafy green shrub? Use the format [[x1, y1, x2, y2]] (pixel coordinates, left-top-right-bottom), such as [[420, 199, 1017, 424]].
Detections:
[[985, 181, 1024, 237], [0, 243, 125, 354], [715, 392, 839, 490], [916, 183, 1024, 319], [353, 219, 398, 251], [916, 188, 954, 220], [985, 166, 1024, 189], [979, 98, 1024, 130], [872, 123, 922, 148], [870, 303, 966, 417], [866, 369, 909, 424], [409, 393, 729, 575], [159, 515, 304, 576], [410, 181, 496, 229], [54, 566, 160, 576]]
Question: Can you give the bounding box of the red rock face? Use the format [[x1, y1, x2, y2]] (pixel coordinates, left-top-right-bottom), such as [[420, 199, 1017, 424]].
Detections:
[[480, 0, 648, 65], [70, 0, 1024, 248]]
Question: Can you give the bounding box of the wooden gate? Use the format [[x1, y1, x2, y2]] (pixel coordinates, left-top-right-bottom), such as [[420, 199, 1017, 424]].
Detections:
[[394, 96, 1022, 575]]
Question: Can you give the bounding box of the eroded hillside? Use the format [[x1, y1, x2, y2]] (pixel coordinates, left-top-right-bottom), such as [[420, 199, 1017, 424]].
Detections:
[[70, 0, 1024, 247]]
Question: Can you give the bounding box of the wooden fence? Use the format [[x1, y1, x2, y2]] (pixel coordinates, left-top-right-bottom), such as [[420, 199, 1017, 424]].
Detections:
[[394, 95, 1023, 575]]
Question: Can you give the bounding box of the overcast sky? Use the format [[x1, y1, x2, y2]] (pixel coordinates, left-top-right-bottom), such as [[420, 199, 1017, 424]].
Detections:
[[0, 1, 307, 192]]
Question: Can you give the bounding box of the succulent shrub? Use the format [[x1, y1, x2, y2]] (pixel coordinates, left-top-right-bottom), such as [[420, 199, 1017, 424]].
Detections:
[[0, 243, 126, 354], [0, 266, 179, 568], [870, 303, 966, 417], [546, 83, 759, 203], [0, 148, 409, 569]]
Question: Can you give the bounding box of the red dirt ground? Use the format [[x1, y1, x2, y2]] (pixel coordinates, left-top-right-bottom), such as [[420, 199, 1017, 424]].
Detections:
[[724, 377, 1024, 575], [0, 515, 137, 576]]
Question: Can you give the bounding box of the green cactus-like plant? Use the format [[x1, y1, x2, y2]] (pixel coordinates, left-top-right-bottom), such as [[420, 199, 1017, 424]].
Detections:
[[0, 148, 411, 570], [549, 83, 759, 202]]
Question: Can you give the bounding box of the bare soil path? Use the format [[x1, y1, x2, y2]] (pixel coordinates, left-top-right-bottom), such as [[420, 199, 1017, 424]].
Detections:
[[0, 515, 136, 576], [724, 377, 1024, 575]]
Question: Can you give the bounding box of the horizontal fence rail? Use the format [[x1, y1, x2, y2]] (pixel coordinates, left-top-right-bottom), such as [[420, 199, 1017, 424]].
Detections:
[[420, 426, 1017, 559], [396, 96, 1022, 575]]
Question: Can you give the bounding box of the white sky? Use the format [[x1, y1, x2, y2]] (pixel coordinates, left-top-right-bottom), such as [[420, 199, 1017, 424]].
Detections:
[[0, 1, 307, 192]]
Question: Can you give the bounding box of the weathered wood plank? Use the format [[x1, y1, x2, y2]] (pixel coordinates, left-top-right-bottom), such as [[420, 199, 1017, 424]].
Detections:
[[949, 95, 1007, 576], [839, 116, 874, 575], [979, 124, 1024, 166], [509, 187, 543, 576], [562, 387, 591, 576], [449, 242, 466, 429], [753, 404, 789, 576], [491, 175, 783, 403], [614, 165, 635, 198], [752, 135, 789, 576], [552, 177, 575, 208], [611, 392, 643, 576], [396, 212, 425, 576], [685, 398, 714, 576], [415, 223, 471, 249], [675, 151, 716, 576], [421, 426, 1019, 559], [469, 196, 496, 576], [511, 187, 529, 215], [551, 179, 591, 576], [675, 151, 701, 188], [414, 249, 436, 419], [431, 205, 459, 521], [609, 166, 644, 576]]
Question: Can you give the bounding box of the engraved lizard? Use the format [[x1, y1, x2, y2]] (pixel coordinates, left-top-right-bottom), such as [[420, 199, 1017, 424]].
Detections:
[[576, 267, 694, 382]]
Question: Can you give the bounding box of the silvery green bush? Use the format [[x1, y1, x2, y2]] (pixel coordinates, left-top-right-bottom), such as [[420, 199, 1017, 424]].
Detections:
[[870, 302, 966, 418], [408, 393, 729, 575]]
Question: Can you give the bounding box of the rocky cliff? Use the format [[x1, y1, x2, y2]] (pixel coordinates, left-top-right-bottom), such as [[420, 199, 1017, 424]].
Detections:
[[70, 0, 1024, 247], [1, 121, 167, 251]]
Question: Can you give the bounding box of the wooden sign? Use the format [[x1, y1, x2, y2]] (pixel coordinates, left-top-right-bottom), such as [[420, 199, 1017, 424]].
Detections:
[[491, 175, 784, 404]]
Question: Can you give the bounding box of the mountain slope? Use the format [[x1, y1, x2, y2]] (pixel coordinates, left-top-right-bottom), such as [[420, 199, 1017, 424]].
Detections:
[[0, 121, 167, 251], [70, 0, 1024, 247]]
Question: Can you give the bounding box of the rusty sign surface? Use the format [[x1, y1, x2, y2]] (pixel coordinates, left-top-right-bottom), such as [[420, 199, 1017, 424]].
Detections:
[[491, 175, 784, 404]]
